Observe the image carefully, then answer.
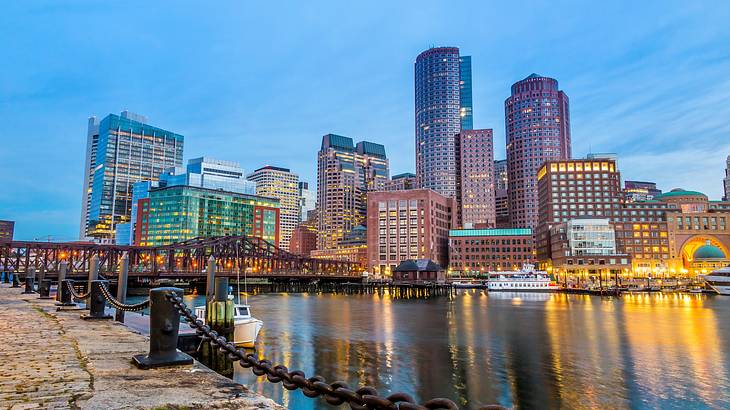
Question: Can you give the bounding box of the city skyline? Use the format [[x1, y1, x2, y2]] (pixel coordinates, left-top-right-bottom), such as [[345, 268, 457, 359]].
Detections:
[[2, 2, 730, 240]]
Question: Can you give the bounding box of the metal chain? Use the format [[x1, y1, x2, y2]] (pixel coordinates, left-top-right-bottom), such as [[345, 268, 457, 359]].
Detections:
[[165, 293, 504, 410], [98, 282, 151, 312], [65, 280, 90, 300]]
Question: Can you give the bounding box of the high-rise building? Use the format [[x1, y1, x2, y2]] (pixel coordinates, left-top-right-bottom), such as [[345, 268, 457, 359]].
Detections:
[[316, 134, 388, 250], [298, 181, 316, 222], [246, 166, 300, 250], [137, 185, 279, 246], [506, 74, 570, 229], [456, 129, 495, 228], [724, 155, 730, 201], [163, 157, 256, 195], [83, 112, 184, 241], [624, 180, 662, 203], [366, 189, 456, 276], [384, 173, 417, 191], [415, 47, 470, 198], [494, 159, 508, 191], [79, 117, 100, 240], [494, 159, 509, 228]]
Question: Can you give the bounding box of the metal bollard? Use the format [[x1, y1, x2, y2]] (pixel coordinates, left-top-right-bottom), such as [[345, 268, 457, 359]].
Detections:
[[38, 279, 52, 299], [11, 271, 20, 288], [132, 287, 193, 369], [57, 279, 76, 307], [86, 256, 100, 310], [81, 280, 112, 320], [23, 268, 36, 294], [115, 252, 129, 323]]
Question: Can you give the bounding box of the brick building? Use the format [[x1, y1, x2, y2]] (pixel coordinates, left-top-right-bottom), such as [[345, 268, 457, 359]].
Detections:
[[448, 228, 535, 274]]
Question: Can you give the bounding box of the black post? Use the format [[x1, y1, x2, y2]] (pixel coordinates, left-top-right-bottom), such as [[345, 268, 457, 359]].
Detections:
[[81, 280, 112, 320], [132, 287, 193, 369], [57, 279, 76, 308], [86, 255, 99, 310], [23, 267, 36, 294], [39, 279, 52, 299]]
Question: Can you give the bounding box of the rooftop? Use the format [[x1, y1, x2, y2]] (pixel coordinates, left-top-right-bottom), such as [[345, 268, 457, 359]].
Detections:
[[449, 228, 532, 237], [656, 188, 707, 199]]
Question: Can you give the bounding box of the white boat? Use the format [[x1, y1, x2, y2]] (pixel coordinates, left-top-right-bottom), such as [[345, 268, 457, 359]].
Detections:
[[487, 264, 558, 292], [701, 267, 730, 295], [194, 303, 263, 348], [451, 280, 485, 289]]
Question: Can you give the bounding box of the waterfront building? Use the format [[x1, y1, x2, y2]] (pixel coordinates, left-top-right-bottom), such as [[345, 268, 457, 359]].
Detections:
[[81, 112, 184, 241], [247, 166, 300, 250], [506, 74, 571, 229], [448, 228, 535, 274], [0, 220, 14, 242], [624, 180, 662, 203], [137, 185, 280, 246], [415, 47, 470, 198], [384, 173, 417, 191], [310, 246, 368, 268], [724, 155, 730, 201], [456, 129, 495, 228], [298, 181, 316, 222], [393, 259, 445, 283], [366, 189, 456, 276], [317, 134, 388, 250], [289, 223, 317, 256]]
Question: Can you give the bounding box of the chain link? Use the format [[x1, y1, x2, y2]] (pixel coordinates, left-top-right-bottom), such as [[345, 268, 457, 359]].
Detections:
[[165, 293, 504, 410], [65, 280, 90, 300], [98, 282, 151, 312]]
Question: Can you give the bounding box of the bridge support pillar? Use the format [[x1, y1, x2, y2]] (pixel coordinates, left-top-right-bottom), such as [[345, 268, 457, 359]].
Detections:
[[38, 279, 52, 299], [133, 287, 193, 369], [115, 252, 129, 323], [81, 280, 112, 320], [23, 267, 36, 294]]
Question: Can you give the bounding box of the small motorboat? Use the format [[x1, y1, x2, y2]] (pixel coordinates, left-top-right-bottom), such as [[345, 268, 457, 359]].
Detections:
[[688, 287, 704, 294], [194, 303, 263, 348]]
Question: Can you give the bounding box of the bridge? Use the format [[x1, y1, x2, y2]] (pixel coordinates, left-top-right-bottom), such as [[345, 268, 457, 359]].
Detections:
[[0, 235, 362, 281]]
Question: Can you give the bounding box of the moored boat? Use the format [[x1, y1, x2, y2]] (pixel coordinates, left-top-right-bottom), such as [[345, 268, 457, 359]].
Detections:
[[487, 264, 558, 292], [700, 266, 730, 295]]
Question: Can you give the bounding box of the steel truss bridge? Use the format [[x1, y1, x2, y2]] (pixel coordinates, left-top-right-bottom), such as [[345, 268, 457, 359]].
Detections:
[[0, 236, 363, 280]]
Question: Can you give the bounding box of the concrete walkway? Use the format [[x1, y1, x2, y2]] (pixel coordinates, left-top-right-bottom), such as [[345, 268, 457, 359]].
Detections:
[[0, 285, 282, 409]]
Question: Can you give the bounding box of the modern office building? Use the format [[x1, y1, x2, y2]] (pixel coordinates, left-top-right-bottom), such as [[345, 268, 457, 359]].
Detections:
[[456, 129, 495, 228], [317, 134, 388, 250], [506, 74, 571, 229], [624, 180, 662, 202], [161, 157, 256, 195], [0, 220, 14, 242], [385, 173, 418, 191], [366, 189, 456, 276], [82, 112, 184, 241], [724, 155, 730, 201], [298, 181, 316, 222], [494, 159, 508, 191], [136, 185, 280, 246], [246, 166, 300, 250], [448, 228, 535, 274], [415, 47, 471, 198], [494, 159, 510, 228]]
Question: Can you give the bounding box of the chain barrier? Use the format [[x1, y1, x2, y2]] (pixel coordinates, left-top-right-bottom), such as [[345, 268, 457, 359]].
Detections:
[[65, 280, 91, 300], [165, 293, 502, 410], [98, 282, 151, 312]]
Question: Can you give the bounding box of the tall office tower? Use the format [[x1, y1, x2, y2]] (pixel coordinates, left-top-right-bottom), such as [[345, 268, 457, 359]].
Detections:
[[459, 56, 473, 130], [724, 155, 730, 201], [317, 134, 388, 250], [246, 166, 300, 250], [79, 117, 100, 240], [298, 181, 316, 222], [456, 129, 495, 227], [506, 74, 571, 229], [415, 47, 470, 197], [494, 159, 508, 190], [85, 112, 184, 242]]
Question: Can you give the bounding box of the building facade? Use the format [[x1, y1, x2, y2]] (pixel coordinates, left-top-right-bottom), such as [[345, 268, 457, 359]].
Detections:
[[247, 166, 300, 250], [161, 157, 256, 195], [137, 185, 279, 246], [79, 117, 100, 240], [448, 228, 535, 274], [366, 189, 456, 276], [624, 180, 662, 203], [415, 47, 470, 198], [289, 223, 317, 256], [456, 129, 495, 228], [0, 220, 14, 242], [385, 173, 417, 191], [316, 134, 388, 250], [298, 181, 316, 222], [724, 155, 730, 201], [83, 112, 184, 241], [506, 74, 570, 229]]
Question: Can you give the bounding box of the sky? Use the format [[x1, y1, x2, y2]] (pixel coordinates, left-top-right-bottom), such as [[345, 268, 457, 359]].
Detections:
[[1, 1, 730, 241]]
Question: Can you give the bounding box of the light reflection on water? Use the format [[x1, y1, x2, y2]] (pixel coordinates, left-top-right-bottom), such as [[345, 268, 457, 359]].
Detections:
[[175, 291, 730, 409]]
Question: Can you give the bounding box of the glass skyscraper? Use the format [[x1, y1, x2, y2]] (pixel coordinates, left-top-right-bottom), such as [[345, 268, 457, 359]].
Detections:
[[82, 111, 184, 241], [415, 47, 472, 198]]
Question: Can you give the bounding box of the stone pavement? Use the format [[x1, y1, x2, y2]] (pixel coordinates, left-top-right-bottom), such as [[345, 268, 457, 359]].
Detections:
[[0, 285, 283, 410]]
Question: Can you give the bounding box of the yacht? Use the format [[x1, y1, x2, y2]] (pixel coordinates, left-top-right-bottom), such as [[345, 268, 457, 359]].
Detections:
[[487, 264, 559, 292], [194, 303, 263, 348], [701, 267, 730, 295]]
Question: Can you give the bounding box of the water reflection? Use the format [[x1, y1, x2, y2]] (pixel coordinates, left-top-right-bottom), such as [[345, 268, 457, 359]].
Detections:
[[218, 291, 730, 409]]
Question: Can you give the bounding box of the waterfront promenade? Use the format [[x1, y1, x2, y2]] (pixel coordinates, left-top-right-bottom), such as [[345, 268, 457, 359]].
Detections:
[[0, 285, 282, 409]]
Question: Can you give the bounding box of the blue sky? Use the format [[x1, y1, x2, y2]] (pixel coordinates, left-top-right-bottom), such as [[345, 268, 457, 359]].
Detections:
[[1, 1, 730, 241]]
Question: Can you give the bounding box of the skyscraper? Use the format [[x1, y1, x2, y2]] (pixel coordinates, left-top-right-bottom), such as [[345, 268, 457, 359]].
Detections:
[[456, 129, 495, 227], [79, 117, 100, 240], [505, 74, 570, 229], [298, 181, 316, 222], [415, 47, 471, 198], [724, 155, 730, 201], [317, 134, 388, 250], [83, 111, 184, 241], [247, 166, 300, 250]]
